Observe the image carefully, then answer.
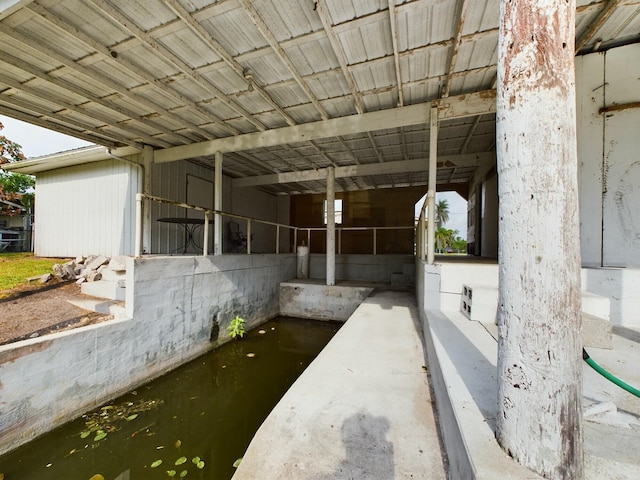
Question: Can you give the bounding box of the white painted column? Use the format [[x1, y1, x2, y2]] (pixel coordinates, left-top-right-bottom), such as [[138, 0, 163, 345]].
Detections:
[[496, 1, 583, 478], [426, 106, 438, 264], [326, 167, 336, 286], [214, 152, 223, 255], [142, 145, 153, 254]]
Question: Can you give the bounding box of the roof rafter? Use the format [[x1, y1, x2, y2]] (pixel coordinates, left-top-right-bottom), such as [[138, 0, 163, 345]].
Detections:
[[442, 0, 468, 98], [0, 23, 197, 146], [315, 0, 364, 114], [27, 3, 238, 138], [0, 102, 122, 148], [233, 153, 494, 188], [0, 53, 173, 147], [576, 0, 621, 51], [86, 0, 267, 132], [162, 0, 296, 127], [237, 0, 327, 122], [387, 0, 404, 107], [155, 90, 496, 163]]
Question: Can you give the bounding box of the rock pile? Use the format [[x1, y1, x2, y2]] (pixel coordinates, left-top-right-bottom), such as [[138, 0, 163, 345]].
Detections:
[[28, 255, 128, 285]]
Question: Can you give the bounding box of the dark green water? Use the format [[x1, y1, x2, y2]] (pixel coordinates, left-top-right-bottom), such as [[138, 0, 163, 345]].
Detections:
[[0, 317, 339, 480]]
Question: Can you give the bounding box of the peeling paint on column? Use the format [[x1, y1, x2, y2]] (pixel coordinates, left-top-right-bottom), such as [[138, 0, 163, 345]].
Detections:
[[496, 0, 584, 479]]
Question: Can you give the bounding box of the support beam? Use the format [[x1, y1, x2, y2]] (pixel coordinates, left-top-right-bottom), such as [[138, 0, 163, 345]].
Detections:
[[142, 146, 153, 255], [326, 167, 336, 286], [155, 90, 496, 163], [214, 152, 223, 255], [233, 153, 493, 188], [427, 107, 438, 264], [496, 0, 583, 478]]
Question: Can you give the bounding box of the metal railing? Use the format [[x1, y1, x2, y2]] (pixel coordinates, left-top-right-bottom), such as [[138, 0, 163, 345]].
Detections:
[[298, 226, 415, 255], [135, 193, 415, 257]]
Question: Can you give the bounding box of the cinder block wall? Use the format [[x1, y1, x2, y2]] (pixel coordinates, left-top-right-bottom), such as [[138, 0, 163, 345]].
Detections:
[[0, 254, 296, 456]]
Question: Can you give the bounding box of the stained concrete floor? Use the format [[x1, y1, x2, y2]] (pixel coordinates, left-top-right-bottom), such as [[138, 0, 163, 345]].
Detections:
[[232, 289, 447, 479]]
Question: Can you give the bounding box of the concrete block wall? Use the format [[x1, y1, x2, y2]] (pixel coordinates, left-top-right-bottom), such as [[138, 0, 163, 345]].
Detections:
[[309, 254, 415, 284], [0, 254, 296, 456], [582, 267, 640, 328]]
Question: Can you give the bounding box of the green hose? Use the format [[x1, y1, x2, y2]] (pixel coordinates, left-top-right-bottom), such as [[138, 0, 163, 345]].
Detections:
[[583, 348, 640, 398]]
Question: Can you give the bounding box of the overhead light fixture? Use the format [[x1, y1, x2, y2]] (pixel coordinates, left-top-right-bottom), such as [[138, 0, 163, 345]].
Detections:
[[244, 70, 254, 92]]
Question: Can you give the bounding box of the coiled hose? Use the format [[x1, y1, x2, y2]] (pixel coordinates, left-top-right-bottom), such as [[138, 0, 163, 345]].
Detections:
[[583, 348, 640, 398]]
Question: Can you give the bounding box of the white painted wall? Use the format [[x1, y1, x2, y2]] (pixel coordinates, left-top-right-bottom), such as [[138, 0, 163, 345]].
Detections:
[[35, 157, 141, 257], [577, 43, 640, 268]]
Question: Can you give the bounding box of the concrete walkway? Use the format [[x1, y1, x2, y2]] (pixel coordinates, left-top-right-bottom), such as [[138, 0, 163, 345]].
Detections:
[[233, 289, 447, 479]]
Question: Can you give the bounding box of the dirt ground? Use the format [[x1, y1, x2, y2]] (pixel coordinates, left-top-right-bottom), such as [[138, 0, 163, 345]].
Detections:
[[0, 279, 112, 345]]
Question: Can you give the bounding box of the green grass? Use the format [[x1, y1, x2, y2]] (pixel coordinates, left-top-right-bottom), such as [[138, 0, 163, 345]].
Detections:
[[0, 252, 69, 294]]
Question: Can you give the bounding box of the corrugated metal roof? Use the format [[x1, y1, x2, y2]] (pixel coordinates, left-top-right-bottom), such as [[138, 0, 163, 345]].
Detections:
[[0, 0, 638, 194]]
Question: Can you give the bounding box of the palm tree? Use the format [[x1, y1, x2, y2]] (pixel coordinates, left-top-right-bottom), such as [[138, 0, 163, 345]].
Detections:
[[435, 199, 449, 228]]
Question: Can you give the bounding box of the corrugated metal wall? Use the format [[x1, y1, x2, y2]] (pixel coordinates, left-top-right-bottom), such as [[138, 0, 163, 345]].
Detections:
[[150, 161, 216, 255], [35, 157, 141, 258]]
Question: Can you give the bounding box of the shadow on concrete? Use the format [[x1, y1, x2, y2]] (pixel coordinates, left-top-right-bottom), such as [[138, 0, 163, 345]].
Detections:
[[427, 310, 498, 429], [613, 325, 640, 344], [312, 410, 395, 480]]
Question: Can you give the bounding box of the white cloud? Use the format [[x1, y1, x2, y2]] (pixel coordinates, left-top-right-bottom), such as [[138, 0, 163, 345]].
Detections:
[[1, 115, 93, 158]]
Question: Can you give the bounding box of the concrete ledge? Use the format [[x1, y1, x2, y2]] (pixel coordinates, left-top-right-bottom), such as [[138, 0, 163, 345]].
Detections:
[[234, 290, 446, 479], [279, 281, 374, 321], [423, 309, 543, 479]]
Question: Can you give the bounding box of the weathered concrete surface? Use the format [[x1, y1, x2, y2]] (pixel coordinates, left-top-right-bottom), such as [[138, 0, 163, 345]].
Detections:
[[279, 280, 374, 321], [422, 307, 640, 480], [233, 290, 446, 480], [309, 254, 416, 285], [0, 254, 296, 456]]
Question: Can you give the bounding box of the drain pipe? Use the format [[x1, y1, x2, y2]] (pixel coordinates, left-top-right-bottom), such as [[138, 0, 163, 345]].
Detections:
[[106, 148, 145, 195], [583, 348, 640, 398]]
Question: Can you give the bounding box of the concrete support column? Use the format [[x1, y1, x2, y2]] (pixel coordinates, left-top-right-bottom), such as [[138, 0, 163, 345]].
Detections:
[[142, 145, 153, 254], [214, 152, 223, 255], [427, 106, 438, 264], [326, 166, 336, 286], [496, 1, 583, 478]]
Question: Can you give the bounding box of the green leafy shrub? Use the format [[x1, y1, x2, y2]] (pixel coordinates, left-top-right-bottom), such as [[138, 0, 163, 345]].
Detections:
[[227, 315, 246, 339]]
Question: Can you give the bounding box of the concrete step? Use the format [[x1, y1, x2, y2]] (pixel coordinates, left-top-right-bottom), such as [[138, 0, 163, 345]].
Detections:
[[81, 280, 126, 301], [100, 268, 126, 287], [461, 284, 613, 349], [582, 312, 613, 349], [582, 291, 611, 322], [67, 298, 127, 319]]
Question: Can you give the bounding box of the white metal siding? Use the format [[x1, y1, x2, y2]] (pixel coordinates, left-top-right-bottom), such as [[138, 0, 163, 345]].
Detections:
[[35, 158, 140, 258]]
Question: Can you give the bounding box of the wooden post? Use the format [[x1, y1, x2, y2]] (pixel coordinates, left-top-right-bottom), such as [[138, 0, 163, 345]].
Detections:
[[496, 1, 583, 478]]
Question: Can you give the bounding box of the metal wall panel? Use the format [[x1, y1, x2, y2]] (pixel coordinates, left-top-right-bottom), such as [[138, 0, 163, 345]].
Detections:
[[35, 158, 140, 258], [602, 43, 640, 267]]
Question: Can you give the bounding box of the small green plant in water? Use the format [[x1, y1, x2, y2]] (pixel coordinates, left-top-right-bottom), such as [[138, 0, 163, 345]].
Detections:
[[227, 316, 246, 339]]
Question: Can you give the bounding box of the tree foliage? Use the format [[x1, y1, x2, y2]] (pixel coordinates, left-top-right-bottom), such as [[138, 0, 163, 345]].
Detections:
[[435, 199, 449, 229], [0, 121, 33, 216]]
